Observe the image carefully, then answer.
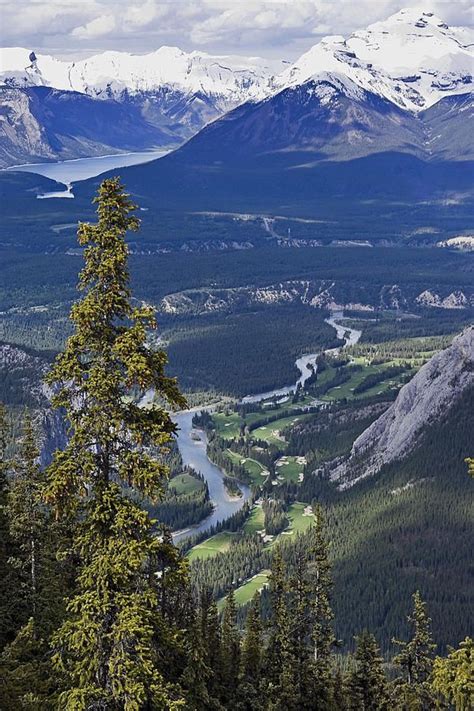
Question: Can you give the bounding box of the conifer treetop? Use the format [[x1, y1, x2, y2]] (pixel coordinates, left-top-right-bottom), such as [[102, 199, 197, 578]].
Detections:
[[45, 177, 186, 516]]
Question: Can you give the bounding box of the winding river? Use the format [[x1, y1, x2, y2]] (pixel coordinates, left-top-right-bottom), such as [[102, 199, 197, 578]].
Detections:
[[15, 152, 361, 542], [241, 312, 361, 404], [172, 412, 251, 543], [172, 312, 361, 541]]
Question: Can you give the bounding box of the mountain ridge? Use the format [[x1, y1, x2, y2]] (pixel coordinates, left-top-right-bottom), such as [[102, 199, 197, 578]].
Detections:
[[2, 8, 472, 112], [331, 326, 474, 487], [0, 7, 473, 167]]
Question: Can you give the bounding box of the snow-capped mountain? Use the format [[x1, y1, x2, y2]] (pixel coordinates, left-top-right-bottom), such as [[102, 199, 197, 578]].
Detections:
[[0, 46, 280, 104], [0, 46, 283, 160], [1, 8, 471, 114], [0, 8, 472, 168], [162, 8, 473, 166], [277, 8, 473, 111]]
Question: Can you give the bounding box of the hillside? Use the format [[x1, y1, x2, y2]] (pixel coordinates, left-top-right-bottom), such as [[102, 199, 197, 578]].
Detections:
[[332, 326, 474, 485], [185, 330, 474, 650], [0, 85, 175, 168]]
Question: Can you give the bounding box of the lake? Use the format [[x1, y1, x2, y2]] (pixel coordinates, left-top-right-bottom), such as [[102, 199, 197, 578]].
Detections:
[[7, 148, 172, 197]]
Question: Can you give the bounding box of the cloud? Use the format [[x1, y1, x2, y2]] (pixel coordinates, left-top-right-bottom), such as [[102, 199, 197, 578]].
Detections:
[[72, 14, 116, 40], [124, 0, 169, 29], [190, 2, 320, 47], [1, 0, 472, 57], [0, 0, 96, 38]]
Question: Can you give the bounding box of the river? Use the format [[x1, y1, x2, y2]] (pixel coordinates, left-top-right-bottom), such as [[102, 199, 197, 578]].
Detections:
[[172, 411, 251, 543], [6, 148, 172, 198], [17, 152, 361, 542], [172, 311, 361, 541], [241, 311, 361, 404]]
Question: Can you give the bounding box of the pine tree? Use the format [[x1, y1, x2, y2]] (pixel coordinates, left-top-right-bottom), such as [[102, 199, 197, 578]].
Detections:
[[200, 589, 223, 706], [431, 637, 473, 710], [289, 548, 316, 709], [238, 591, 264, 711], [1, 414, 68, 707], [0, 413, 72, 707], [152, 527, 193, 687], [240, 591, 263, 684], [8, 415, 48, 622], [221, 590, 241, 704], [307, 505, 335, 707], [332, 668, 348, 711], [43, 178, 187, 710], [181, 615, 212, 710], [0, 402, 16, 648], [0, 617, 55, 710], [347, 631, 388, 710], [265, 550, 297, 711], [392, 591, 437, 710]]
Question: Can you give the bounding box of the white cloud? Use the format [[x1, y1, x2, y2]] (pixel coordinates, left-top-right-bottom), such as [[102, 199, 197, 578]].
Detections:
[[72, 14, 116, 39], [124, 0, 169, 29], [0, 0, 472, 57]]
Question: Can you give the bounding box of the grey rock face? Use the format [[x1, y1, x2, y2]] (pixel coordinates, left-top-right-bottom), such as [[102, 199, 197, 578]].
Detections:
[[332, 326, 474, 487], [0, 87, 55, 166]]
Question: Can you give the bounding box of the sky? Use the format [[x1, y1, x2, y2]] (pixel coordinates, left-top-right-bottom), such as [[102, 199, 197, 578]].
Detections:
[[0, 0, 472, 60]]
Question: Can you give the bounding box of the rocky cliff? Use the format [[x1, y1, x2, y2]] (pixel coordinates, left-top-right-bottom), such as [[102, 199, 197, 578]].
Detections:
[[332, 326, 474, 487]]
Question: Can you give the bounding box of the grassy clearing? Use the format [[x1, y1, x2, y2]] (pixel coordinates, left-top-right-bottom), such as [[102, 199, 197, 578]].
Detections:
[[169, 473, 203, 496], [186, 532, 238, 562], [275, 455, 306, 484], [243, 504, 265, 535], [322, 364, 380, 401], [213, 410, 265, 440], [219, 571, 271, 610], [252, 414, 310, 445], [321, 362, 408, 401], [213, 412, 242, 439], [267, 502, 316, 547], [286, 502, 316, 534], [225, 449, 268, 485]]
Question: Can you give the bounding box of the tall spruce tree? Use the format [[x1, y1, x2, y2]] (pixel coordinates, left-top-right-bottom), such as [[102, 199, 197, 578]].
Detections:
[[0, 402, 16, 648], [199, 589, 223, 707], [8, 415, 48, 622], [347, 631, 388, 711], [1, 414, 66, 707], [392, 591, 437, 710], [44, 178, 187, 710], [221, 590, 241, 705], [181, 615, 212, 710], [332, 668, 348, 711], [307, 505, 335, 707], [0, 617, 55, 710], [265, 550, 297, 711], [289, 548, 317, 709], [238, 591, 263, 710]]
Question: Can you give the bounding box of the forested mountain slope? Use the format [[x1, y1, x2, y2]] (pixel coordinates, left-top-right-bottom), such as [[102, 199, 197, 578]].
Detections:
[[327, 382, 474, 650], [332, 326, 474, 485]]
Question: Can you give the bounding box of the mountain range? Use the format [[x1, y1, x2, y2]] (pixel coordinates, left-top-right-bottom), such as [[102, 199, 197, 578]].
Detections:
[[1, 7, 473, 168]]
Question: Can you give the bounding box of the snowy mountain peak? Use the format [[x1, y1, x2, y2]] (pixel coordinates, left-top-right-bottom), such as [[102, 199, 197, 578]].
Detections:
[[0, 45, 280, 102], [1, 7, 472, 115], [277, 8, 473, 111], [349, 7, 473, 73]]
